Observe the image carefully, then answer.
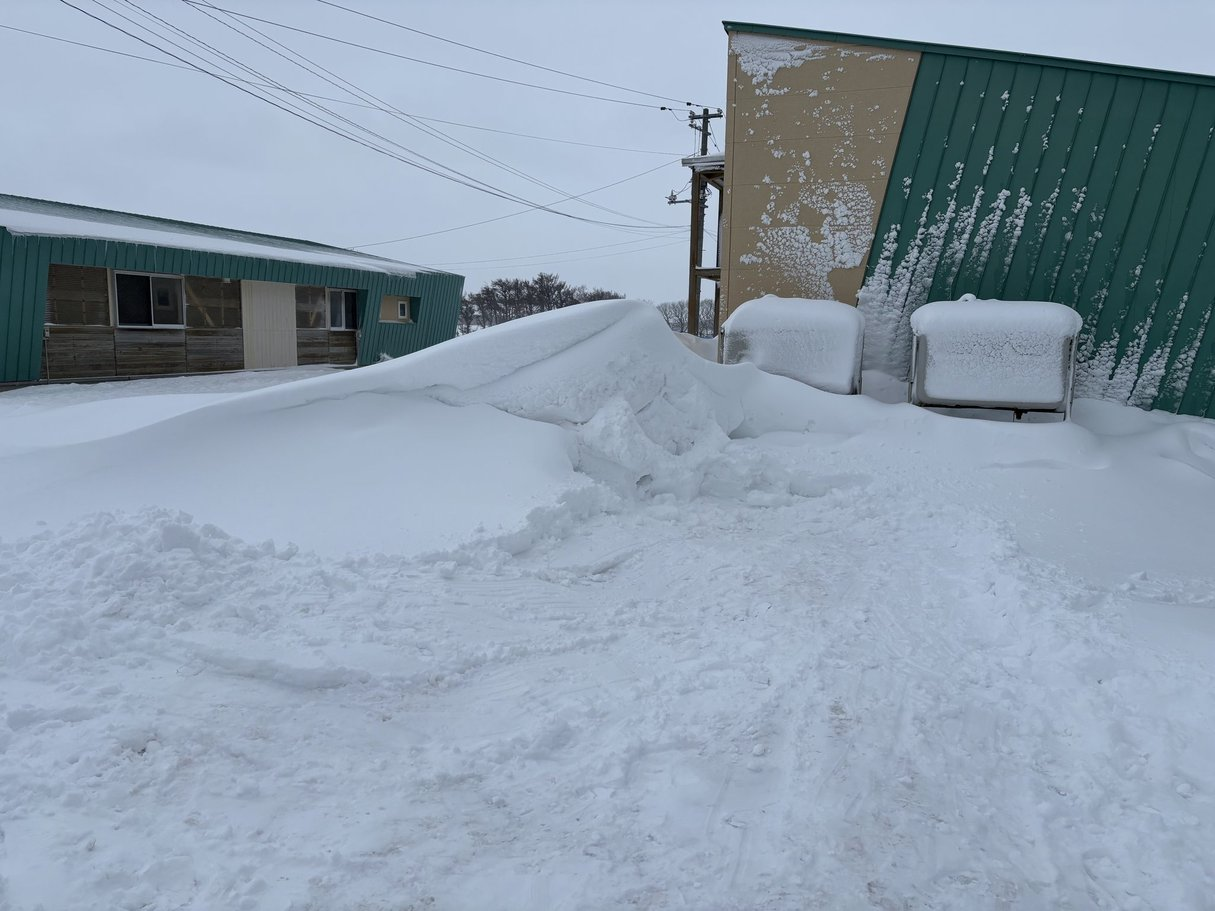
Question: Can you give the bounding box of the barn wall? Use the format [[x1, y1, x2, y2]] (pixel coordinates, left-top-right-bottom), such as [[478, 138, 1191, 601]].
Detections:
[[0, 230, 463, 384], [858, 53, 1215, 417]]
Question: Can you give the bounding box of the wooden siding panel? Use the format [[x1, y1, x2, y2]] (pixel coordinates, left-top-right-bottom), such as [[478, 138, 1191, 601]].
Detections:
[[185, 329, 244, 373], [46, 264, 111, 326], [115, 328, 187, 375], [328, 330, 357, 365], [297, 328, 329, 365], [43, 326, 116, 379]]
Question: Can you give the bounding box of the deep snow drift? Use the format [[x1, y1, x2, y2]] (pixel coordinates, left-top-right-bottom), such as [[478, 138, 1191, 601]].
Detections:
[[1, 300, 1213, 910]]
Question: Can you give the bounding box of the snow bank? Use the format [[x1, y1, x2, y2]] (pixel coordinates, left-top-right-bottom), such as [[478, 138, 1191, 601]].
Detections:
[[723, 295, 864, 394], [0, 300, 876, 554], [911, 297, 1082, 408], [3, 299, 1215, 910]]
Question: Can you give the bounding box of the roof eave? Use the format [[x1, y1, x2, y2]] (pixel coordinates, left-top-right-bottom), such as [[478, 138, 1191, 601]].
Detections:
[[722, 20, 1215, 89]]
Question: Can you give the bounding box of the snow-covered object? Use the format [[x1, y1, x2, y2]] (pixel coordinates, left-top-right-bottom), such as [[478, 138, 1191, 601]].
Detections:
[[910, 297, 1082, 412], [722, 295, 864, 394]]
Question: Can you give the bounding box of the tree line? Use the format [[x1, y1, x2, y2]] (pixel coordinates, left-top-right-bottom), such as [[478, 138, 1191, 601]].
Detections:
[[459, 272, 715, 336], [458, 273, 623, 334]]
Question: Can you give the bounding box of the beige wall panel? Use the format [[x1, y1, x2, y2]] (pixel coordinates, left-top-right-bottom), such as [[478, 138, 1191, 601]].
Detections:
[[728, 135, 901, 189], [240, 280, 298, 369], [732, 85, 916, 144], [726, 263, 867, 311], [720, 31, 920, 317]]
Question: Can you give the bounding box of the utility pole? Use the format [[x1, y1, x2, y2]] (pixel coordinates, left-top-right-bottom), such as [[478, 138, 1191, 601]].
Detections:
[[667, 106, 725, 336], [688, 107, 722, 156], [687, 108, 722, 336]]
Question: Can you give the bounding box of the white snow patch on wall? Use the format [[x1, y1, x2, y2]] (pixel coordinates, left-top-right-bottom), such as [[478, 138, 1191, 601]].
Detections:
[[731, 33, 828, 93], [750, 181, 876, 300]]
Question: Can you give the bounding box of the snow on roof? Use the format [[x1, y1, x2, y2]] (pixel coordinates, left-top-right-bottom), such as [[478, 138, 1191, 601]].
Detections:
[[680, 153, 725, 172], [0, 194, 431, 277]]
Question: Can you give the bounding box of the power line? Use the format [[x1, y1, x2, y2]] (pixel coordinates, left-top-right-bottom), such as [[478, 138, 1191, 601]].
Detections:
[[353, 157, 682, 248], [183, 0, 673, 229], [57, 0, 682, 234], [427, 234, 687, 267], [440, 237, 690, 273], [181, 1, 670, 110], [312, 0, 711, 109], [0, 22, 681, 156]]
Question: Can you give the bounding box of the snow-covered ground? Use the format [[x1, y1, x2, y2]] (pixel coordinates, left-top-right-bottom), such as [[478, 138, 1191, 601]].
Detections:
[[1, 300, 1213, 910]]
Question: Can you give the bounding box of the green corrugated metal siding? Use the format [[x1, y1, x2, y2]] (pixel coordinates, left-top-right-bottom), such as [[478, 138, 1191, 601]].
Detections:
[[0, 228, 462, 383], [861, 52, 1215, 417]]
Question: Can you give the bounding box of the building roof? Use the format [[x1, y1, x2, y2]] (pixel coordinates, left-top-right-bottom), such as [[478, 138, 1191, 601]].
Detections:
[[0, 193, 430, 277], [722, 21, 1215, 89], [680, 153, 725, 173]]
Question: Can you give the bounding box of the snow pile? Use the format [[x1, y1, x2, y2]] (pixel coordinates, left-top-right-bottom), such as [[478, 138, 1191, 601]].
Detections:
[[911, 297, 1082, 407], [723, 295, 864, 394], [0, 300, 870, 554], [2, 299, 1214, 909]]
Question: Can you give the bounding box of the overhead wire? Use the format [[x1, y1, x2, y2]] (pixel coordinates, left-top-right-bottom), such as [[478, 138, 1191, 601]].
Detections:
[[181, 2, 673, 110], [311, 0, 711, 109], [353, 156, 680, 248], [182, 0, 675, 229], [0, 22, 682, 155], [56, 0, 684, 234], [426, 233, 688, 267], [435, 237, 690, 273]]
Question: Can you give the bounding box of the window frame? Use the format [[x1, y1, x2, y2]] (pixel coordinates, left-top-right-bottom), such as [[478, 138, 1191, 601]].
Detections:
[[327, 288, 358, 332], [379, 294, 417, 324], [112, 270, 186, 329]]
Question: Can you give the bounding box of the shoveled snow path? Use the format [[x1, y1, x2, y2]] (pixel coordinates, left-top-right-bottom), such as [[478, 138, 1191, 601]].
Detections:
[[3, 434, 1211, 909]]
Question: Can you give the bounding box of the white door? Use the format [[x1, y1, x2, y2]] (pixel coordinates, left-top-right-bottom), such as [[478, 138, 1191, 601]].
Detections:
[[241, 280, 298, 369]]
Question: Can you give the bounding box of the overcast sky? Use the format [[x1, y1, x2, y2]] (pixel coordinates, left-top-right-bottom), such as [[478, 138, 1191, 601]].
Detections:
[[3, 0, 1214, 302]]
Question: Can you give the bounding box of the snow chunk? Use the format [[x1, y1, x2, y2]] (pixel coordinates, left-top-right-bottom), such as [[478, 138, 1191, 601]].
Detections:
[[910, 297, 1082, 408], [722, 295, 864, 394]]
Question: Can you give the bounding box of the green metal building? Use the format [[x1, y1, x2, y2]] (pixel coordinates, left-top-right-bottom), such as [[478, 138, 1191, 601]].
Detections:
[[0, 194, 463, 384], [718, 22, 1215, 417]]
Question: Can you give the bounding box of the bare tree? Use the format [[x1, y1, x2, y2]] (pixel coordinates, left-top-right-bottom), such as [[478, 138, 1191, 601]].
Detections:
[[459, 273, 625, 333], [654, 299, 717, 336]]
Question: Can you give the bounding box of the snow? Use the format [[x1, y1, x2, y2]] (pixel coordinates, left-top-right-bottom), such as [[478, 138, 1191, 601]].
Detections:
[[723, 294, 864, 394], [911, 297, 1083, 407], [730, 33, 828, 93], [1, 298, 1214, 909], [0, 198, 420, 276]]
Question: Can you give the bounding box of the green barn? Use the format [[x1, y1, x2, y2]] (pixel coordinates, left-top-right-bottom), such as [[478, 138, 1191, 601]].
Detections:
[[0, 194, 463, 384], [717, 22, 1215, 418]]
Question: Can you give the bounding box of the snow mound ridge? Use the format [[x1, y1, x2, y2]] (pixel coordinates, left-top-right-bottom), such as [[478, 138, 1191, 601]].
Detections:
[[163, 299, 872, 498]]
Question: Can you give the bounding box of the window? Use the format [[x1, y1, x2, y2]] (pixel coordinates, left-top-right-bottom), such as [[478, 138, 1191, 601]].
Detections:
[[379, 294, 417, 324], [328, 289, 358, 331], [115, 272, 184, 327], [295, 285, 326, 329]]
